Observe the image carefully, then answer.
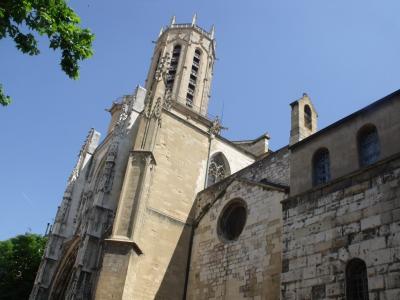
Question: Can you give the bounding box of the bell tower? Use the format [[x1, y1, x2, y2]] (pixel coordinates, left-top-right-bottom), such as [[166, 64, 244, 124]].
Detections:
[[145, 14, 216, 116], [289, 93, 318, 145], [93, 16, 221, 300]]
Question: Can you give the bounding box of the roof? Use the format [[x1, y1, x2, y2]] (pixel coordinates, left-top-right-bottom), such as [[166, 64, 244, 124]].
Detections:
[[232, 132, 270, 144]]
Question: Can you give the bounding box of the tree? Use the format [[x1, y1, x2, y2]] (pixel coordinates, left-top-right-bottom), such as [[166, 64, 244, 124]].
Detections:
[[0, 0, 94, 106], [0, 233, 47, 300]]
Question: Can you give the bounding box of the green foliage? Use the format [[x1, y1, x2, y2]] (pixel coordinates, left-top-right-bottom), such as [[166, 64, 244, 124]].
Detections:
[[0, 233, 47, 300], [0, 0, 95, 106], [0, 84, 12, 106]]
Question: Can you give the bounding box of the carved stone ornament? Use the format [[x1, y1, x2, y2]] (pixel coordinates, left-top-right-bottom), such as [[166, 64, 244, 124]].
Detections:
[[67, 129, 96, 188], [163, 89, 173, 110], [106, 143, 118, 163], [114, 95, 134, 136], [153, 97, 162, 120], [96, 144, 118, 194], [144, 90, 153, 118], [209, 116, 227, 136]]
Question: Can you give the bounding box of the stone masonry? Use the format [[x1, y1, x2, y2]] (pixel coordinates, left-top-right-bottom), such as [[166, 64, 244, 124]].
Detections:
[[30, 15, 400, 300], [282, 155, 400, 300]]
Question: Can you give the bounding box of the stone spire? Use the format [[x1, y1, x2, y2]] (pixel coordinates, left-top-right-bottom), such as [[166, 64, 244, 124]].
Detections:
[[170, 15, 176, 25], [191, 13, 197, 25], [210, 24, 215, 39]]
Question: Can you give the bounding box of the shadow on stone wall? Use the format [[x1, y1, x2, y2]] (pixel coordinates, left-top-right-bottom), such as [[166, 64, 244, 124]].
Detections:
[[154, 205, 195, 300]]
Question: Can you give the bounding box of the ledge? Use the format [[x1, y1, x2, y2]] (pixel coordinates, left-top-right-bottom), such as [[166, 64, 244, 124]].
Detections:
[[104, 237, 143, 255]]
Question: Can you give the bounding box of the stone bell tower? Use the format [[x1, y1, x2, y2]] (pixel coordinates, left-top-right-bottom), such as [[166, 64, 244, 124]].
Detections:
[[31, 16, 254, 300], [145, 14, 216, 116], [289, 93, 318, 145], [93, 16, 219, 299]]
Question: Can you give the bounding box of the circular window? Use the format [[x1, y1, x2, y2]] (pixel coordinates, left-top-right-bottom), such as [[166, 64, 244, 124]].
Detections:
[[218, 200, 247, 241]]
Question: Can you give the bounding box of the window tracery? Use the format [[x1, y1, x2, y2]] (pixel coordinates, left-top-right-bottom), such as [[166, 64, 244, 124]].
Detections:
[[207, 152, 230, 187]]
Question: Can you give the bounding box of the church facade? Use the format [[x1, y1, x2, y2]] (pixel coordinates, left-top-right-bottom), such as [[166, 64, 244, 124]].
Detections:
[[31, 17, 400, 300]]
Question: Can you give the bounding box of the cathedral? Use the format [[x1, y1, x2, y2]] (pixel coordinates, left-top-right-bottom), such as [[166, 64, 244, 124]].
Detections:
[[31, 16, 400, 300]]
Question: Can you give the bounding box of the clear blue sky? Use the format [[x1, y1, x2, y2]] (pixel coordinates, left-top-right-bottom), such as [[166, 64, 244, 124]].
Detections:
[[1, 0, 400, 239]]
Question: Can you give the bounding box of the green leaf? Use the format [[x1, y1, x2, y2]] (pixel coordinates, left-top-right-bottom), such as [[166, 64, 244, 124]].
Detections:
[[0, 85, 12, 106], [0, 0, 95, 105]]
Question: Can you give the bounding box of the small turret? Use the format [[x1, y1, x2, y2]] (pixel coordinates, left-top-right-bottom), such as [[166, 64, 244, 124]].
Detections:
[[289, 93, 318, 145]]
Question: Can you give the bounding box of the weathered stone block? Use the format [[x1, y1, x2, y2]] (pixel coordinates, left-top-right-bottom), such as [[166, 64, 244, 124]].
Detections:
[[361, 215, 381, 231]]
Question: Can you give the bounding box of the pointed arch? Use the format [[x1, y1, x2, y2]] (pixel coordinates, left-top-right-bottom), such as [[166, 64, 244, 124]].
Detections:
[[166, 44, 182, 90], [207, 152, 231, 187], [186, 48, 202, 108], [48, 237, 80, 299]]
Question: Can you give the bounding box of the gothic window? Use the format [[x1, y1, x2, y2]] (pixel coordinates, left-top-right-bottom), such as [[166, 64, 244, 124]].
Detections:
[[49, 238, 80, 299], [218, 199, 247, 241], [313, 148, 330, 186], [207, 152, 230, 187], [304, 104, 312, 130], [186, 49, 201, 108], [358, 124, 380, 167], [346, 258, 369, 300], [166, 45, 181, 90]]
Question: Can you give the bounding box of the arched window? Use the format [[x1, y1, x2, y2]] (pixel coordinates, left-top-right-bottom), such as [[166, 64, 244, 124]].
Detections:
[[358, 124, 380, 167], [186, 49, 201, 108], [207, 152, 230, 187], [346, 258, 369, 300], [313, 148, 330, 186], [166, 45, 181, 90], [304, 105, 312, 130]]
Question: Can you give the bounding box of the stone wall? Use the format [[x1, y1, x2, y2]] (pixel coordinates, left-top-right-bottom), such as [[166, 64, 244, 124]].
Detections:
[[242, 147, 290, 186], [194, 146, 289, 225], [118, 111, 210, 299], [290, 93, 400, 195], [282, 154, 400, 300], [188, 179, 286, 300]]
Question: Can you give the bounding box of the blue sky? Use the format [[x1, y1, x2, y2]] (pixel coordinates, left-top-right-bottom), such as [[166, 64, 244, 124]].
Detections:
[[1, 0, 400, 239]]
